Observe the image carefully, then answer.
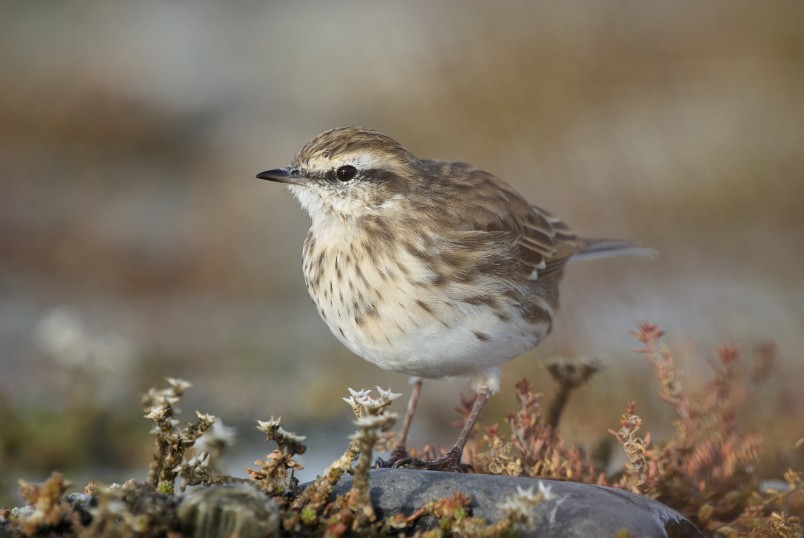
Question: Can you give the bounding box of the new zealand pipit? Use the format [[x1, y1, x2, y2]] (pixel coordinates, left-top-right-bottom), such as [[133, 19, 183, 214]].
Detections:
[[258, 127, 653, 472]]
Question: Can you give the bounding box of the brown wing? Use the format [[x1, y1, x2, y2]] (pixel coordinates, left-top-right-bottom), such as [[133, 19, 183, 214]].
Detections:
[[421, 160, 583, 282], [519, 204, 583, 278]]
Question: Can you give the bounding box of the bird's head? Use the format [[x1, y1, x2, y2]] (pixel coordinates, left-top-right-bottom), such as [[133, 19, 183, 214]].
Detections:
[[258, 127, 428, 221]]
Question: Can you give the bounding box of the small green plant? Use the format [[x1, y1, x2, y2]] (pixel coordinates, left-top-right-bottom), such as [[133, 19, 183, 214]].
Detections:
[[142, 378, 216, 490], [282, 387, 400, 536], [246, 416, 307, 497]]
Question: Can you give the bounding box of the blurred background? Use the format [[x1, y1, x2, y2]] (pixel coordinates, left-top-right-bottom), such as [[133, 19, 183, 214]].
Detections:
[[1, 1, 802, 504]]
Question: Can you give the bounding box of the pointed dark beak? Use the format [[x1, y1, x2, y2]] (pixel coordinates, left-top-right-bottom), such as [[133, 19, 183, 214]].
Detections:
[[256, 167, 306, 185]]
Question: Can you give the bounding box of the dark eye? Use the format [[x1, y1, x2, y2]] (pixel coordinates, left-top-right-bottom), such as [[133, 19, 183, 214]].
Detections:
[[336, 165, 357, 182]]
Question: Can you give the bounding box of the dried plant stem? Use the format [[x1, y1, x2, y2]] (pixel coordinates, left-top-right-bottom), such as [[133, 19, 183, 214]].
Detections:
[[546, 382, 571, 432]]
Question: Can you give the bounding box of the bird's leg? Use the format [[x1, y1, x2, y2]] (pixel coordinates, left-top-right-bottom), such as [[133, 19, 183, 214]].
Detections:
[[375, 377, 422, 468], [393, 387, 491, 473], [453, 387, 490, 453], [392, 377, 423, 460]]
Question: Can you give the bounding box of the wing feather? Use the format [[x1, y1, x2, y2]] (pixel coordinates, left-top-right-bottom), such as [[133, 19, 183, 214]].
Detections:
[[422, 160, 582, 282]]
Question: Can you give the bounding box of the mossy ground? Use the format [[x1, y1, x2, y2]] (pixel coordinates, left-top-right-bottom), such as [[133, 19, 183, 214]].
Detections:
[[2, 324, 802, 537]]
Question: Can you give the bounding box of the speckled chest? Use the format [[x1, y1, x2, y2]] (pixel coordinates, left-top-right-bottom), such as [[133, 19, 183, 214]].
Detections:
[[299, 219, 551, 379]]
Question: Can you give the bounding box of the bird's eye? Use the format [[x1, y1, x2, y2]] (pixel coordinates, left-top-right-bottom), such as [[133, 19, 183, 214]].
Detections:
[[336, 165, 357, 182]]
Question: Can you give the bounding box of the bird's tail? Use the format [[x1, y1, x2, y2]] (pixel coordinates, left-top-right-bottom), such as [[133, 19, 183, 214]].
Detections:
[[570, 238, 657, 263]]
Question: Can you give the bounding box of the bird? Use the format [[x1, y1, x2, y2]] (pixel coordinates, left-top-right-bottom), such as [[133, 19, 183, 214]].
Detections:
[[257, 126, 653, 472]]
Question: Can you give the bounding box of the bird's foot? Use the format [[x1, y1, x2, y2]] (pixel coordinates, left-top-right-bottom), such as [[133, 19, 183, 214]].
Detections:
[[391, 446, 472, 473], [374, 445, 411, 468]]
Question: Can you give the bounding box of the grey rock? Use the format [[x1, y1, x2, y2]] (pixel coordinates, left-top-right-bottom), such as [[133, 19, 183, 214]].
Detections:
[[177, 483, 280, 538], [329, 469, 704, 538]]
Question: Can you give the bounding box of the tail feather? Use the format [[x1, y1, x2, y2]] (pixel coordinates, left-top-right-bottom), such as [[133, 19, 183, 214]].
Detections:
[[570, 239, 657, 263]]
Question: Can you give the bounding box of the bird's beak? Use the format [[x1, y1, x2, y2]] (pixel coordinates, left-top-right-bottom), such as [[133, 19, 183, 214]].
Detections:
[[256, 167, 306, 186]]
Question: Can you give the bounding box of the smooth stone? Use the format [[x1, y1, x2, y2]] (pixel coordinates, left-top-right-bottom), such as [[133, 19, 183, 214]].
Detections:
[[177, 483, 280, 538], [328, 468, 704, 538]]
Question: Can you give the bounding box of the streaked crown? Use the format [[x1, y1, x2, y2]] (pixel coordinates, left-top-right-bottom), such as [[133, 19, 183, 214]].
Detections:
[[268, 127, 429, 219]]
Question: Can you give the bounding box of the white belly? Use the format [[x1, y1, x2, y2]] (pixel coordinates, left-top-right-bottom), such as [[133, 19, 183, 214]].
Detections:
[[344, 304, 542, 380], [303, 227, 550, 390]]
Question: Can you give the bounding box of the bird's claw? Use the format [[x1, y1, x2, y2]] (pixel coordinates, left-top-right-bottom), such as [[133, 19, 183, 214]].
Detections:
[[390, 447, 472, 473], [374, 446, 411, 468]]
